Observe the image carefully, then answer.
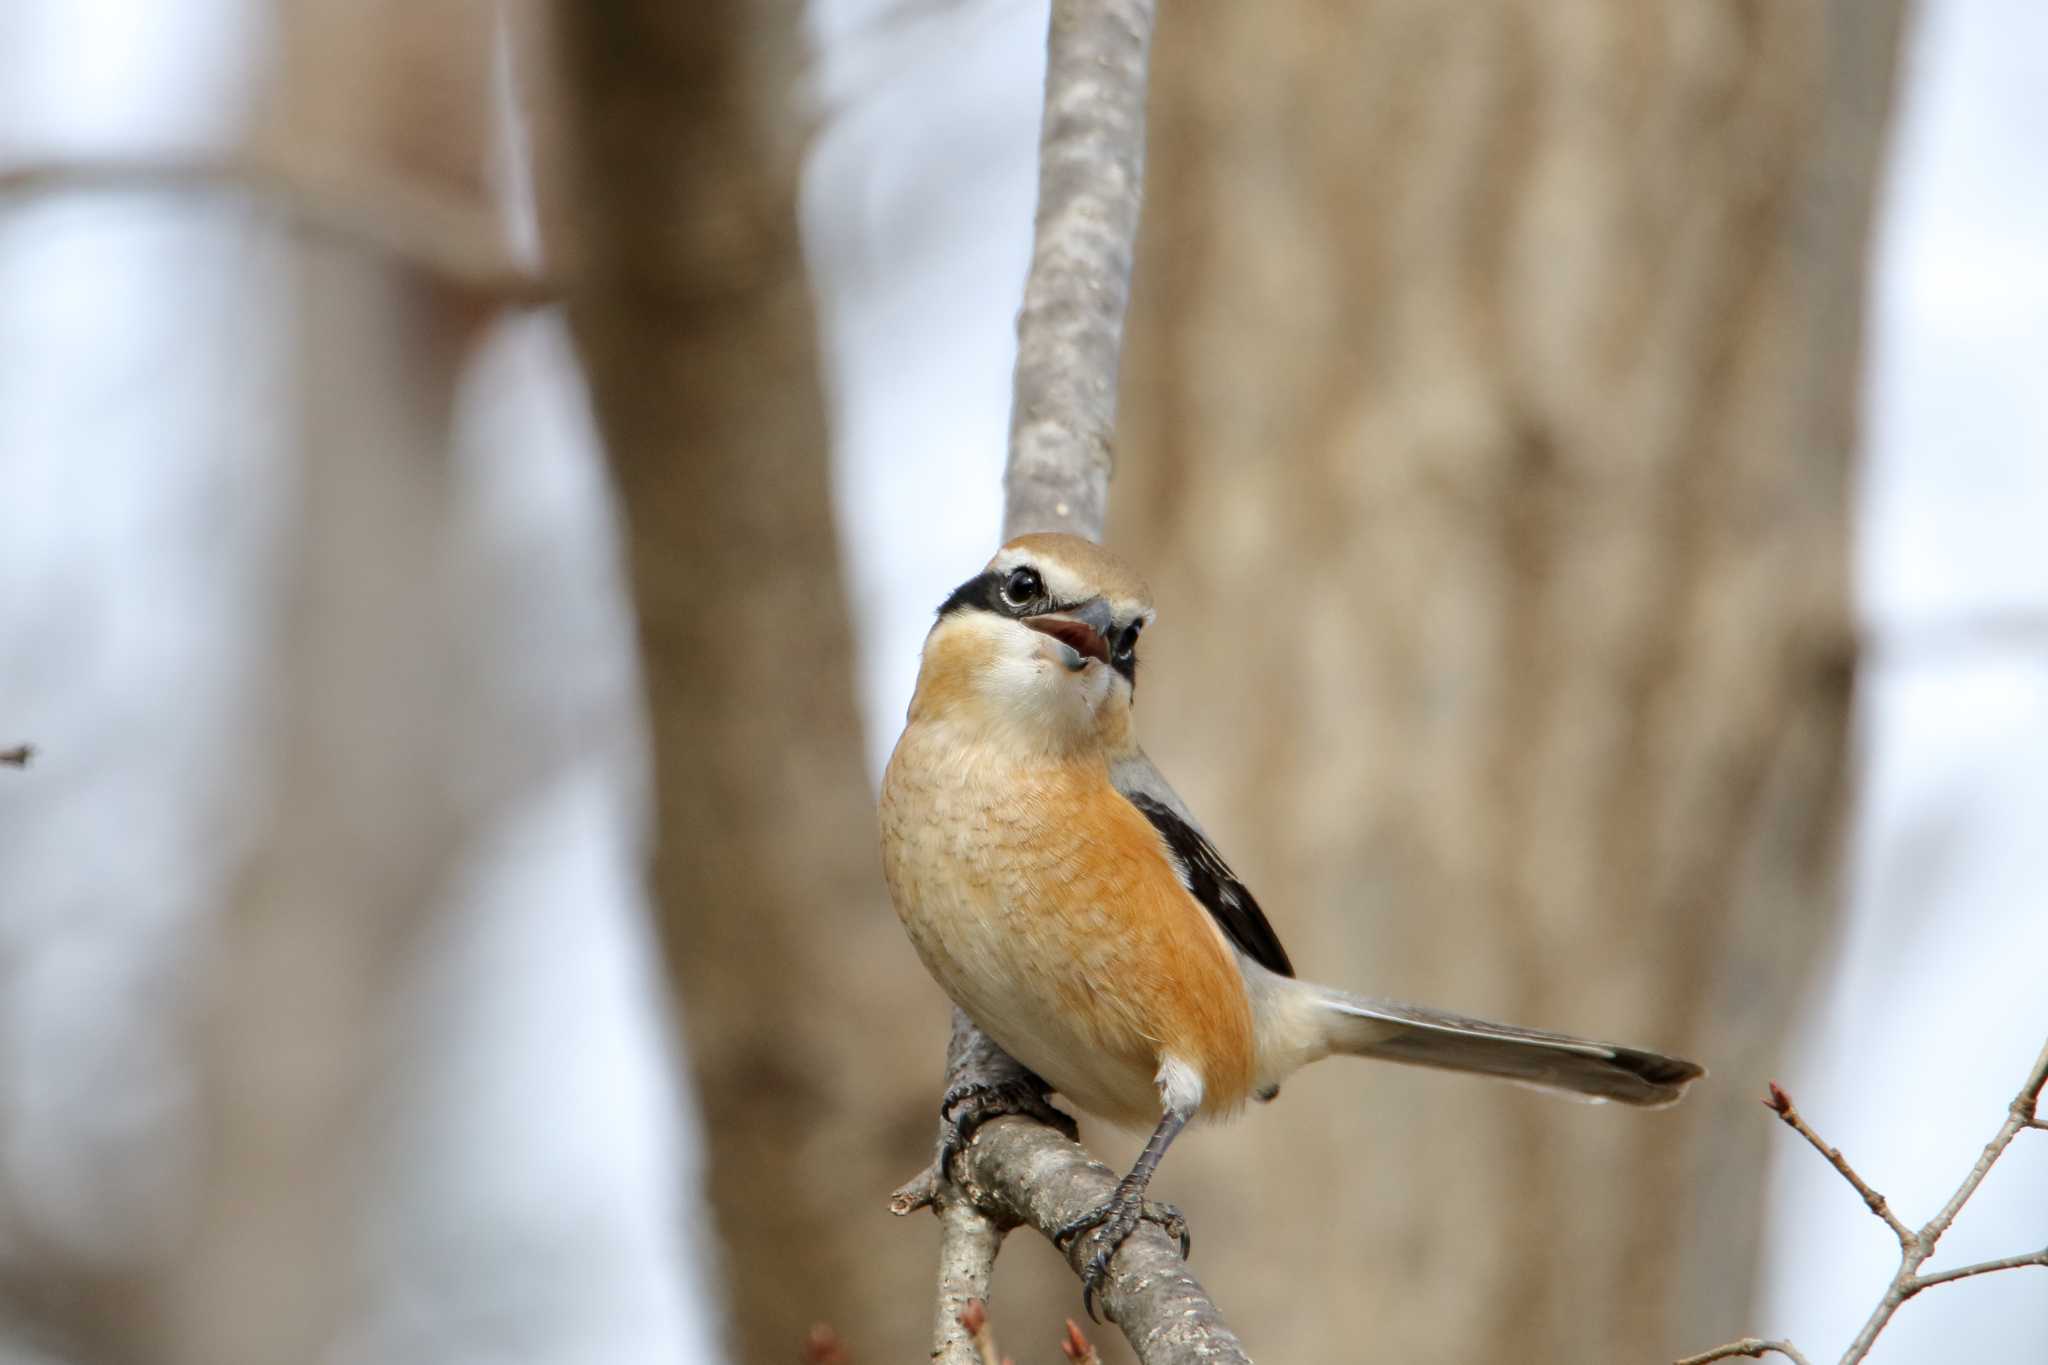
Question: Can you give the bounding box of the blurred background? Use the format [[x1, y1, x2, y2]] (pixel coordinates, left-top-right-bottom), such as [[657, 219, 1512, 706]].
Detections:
[[2, 1, 2044, 1363]]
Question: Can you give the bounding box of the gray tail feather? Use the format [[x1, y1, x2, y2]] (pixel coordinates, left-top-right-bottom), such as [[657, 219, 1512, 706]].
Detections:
[[1316, 988, 1704, 1107]]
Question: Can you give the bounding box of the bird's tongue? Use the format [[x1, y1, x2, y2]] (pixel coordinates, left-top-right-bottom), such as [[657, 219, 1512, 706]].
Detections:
[[1027, 615, 1110, 666]]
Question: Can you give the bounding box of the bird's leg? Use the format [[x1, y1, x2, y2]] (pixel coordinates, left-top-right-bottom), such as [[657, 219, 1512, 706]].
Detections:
[[1053, 1106, 1192, 1321], [935, 1010, 1078, 1178]]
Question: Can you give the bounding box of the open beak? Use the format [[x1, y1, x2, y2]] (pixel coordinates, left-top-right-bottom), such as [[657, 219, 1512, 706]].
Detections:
[[1023, 598, 1114, 670]]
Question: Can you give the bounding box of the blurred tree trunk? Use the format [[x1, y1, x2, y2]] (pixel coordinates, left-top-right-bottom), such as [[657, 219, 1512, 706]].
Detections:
[[148, 5, 504, 1363], [547, 4, 941, 1360], [1114, 3, 1903, 1361]]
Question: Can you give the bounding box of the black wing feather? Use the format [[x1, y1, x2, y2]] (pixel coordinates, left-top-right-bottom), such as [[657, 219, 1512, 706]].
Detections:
[[1124, 792, 1295, 978]]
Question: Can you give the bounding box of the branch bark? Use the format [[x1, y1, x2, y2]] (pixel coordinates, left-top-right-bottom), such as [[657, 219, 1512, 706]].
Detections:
[[1001, 0, 1154, 544], [899, 0, 1248, 1360], [1673, 1340, 1814, 1365], [947, 1118, 1248, 1360]]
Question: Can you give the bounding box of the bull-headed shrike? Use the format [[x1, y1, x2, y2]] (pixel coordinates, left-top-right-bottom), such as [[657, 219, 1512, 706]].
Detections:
[[881, 532, 1702, 1313]]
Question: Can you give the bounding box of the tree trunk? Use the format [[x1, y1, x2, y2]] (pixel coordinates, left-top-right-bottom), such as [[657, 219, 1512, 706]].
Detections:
[[1112, 3, 1904, 1360], [146, 5, 506, 1361], [548, 4, 943, 1359]]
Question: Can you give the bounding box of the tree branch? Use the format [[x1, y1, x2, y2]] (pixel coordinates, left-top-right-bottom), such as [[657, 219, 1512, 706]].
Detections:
[[945, 1117, 1249, 1362], [928, 1200, 1006, 1364], [1680, 1039, 2048, 1365], [1837, 1036, 2048, 1363], [894, 0, 1246, 1359], [1001, 0, 1155, 543], [1763, 1082, 1913, 1249], [1673, 1339, 1814, 1365], [1905, 1247, 2048, 1296]]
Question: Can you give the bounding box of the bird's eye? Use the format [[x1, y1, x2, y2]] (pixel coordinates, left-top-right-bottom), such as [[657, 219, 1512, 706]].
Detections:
[[1115, 621, 1142, 659], [1001, 567, 1044, 608]]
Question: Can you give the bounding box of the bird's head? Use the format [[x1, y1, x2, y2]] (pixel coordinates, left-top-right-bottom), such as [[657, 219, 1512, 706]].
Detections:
[[909, 532, 1155, 755]]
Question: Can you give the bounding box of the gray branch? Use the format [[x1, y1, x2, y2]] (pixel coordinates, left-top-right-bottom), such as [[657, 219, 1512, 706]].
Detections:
[[949, 1118, 1249, 1363], [1678, 1038, 2048, 1365], [1001, 0, 1155, 543], [1673, 1340, 1814, 1365], [898, 0, 1247, 1359], [928, 1198, 1005, 1363], [1837, 1036, 2048, 1363]]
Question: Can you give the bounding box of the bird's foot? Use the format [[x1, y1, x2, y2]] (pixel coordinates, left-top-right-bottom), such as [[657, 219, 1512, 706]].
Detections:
[[936, 1073, 1079, 1178], [1053, 1188, 1191, 1321]]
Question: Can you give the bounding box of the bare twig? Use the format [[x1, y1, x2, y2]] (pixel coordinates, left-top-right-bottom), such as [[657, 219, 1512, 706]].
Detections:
[[1915, 1037, 2048, 1246], [1904, 1247, 2048, 1295], [0, 744, 32, 768], [1837, 1037, 2048, 1363], [1764, 1082, 1912, 1248], [1681, 1040, 2048, 1365], [1673, 1338, 1814, 1365]]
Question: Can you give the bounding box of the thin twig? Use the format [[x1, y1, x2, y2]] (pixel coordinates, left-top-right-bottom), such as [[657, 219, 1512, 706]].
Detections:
[[1060, 1319, 1102, 1365], [1905, 1247, 2048, 1296], [1764, 1082, 1912, 1248], [1687, 1040, 2048, 1365], [1917, 1037, 2048, 1247], [1838, 1037, 2048, 1363], [1673, 1338, 1814, 1365], [0, 744, 32, 768]]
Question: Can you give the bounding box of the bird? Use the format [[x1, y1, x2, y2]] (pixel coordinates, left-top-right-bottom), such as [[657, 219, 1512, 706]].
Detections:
[[878, 531, 1703, 1316]]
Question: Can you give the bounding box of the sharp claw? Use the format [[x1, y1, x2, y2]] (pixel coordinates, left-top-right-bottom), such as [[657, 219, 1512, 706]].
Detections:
[[1058, 1194, 1192, 1322], [1147, 1201, 1191, 1259], [1080, 1250, 1112, 1323]]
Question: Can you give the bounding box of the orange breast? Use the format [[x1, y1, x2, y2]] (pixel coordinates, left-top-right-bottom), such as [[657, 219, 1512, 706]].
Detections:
[[881, 724, 1257, 1125]]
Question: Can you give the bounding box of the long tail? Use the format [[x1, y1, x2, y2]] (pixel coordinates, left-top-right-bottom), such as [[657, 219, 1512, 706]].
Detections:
[[1311, 986, 1703, 1107]]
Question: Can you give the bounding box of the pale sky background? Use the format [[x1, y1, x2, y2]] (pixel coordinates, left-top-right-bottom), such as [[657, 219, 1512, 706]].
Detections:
[[0, 1, 2043, 1362]]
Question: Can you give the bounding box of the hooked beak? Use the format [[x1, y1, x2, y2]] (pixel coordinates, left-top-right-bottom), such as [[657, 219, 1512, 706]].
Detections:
[[1023, 597, 1115, 671]]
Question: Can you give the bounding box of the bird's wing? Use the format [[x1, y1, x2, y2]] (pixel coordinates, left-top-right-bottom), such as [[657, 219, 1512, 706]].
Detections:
[[1110, 750, 1295, 978]]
